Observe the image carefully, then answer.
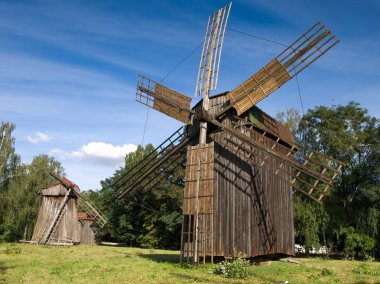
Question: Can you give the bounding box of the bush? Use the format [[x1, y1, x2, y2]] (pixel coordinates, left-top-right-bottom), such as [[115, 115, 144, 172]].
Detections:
[[4, 243, 21, 255], [214, 254, 251, 279], [321, 268, 334, 276], [353, 262, 378, 276], [339, 228, 376, 258]]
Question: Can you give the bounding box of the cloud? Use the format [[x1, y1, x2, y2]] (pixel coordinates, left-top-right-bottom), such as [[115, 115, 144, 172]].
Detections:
[[50, 142, 138, 166], [27, 132, 52, 144]]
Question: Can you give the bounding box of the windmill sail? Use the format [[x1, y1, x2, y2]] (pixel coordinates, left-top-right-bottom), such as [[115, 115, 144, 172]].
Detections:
[[136, 75, 192, 124], [116, 126, 194, 199], [210, 118, 343, 202], [227, 21, 339, 115], [195, 2, 232, 97]]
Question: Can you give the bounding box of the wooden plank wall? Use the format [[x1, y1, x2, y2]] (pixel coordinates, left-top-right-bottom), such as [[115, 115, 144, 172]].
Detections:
[[182, 142, 214, 259], [32, 184, 81, 244], [78, 220, 96, 245], [185, 94, 294, 259], [183, 143, 214, 214], [212, 133, 294, 257]]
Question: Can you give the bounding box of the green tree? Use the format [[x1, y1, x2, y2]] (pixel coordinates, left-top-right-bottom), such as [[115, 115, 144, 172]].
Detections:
[[0, 122, 20, 189], [0, 122, 20, 240], [276, 108, 302, 135], [1, 155, 65, 241], [295, 102, 379, 255]]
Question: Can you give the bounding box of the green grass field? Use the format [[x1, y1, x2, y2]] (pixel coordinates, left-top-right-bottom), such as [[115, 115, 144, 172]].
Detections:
[[0, 243, 379, 283]]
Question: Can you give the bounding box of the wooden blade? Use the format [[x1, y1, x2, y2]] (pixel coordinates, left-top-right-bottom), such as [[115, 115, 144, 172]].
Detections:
[[136, 75, 192, 124], [210, 118, 343, 202], [195, 2, 232, 97], [227, 21, 339, 116], [117, 127, 194, 199]]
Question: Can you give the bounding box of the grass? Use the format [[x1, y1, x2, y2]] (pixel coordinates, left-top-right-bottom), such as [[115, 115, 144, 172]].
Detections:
[[0, 243, 379, 283]]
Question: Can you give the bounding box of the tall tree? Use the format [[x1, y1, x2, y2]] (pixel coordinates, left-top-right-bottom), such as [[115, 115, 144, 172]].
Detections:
[[0, 121, 20, 190], [276, 108, 302, 136], [1, 155, 65, 241], [295, 102, 379, 254], [0, 122, 20, 240]]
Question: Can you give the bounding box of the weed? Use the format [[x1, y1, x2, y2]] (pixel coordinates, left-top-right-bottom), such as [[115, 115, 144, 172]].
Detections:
[[179, 262, 193, 269], [321, 268, 334, 276], [213, 254, 251, 279], [307, 273, 320, 280], [332, 277, 341, 283], [353, 262, 378, 276], [3, 244, 21, 255]]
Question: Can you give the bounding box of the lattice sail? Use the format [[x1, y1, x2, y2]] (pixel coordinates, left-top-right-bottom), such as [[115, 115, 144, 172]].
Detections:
[[227, 21, 339, 115], [136, 75, 192, 124], [195, 2, 232, 97], [116, 126, 191, 199], [209, 118, 344, 203]]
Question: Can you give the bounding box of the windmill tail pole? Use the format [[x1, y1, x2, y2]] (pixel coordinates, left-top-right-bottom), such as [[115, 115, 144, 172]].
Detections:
[[49, 172, 81, 198], [49, 172, 67, 187]]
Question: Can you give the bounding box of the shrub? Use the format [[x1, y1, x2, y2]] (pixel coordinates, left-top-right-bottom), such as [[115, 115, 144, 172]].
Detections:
[[214, 254, 251, 279], [338, 228, 376, 258], [353, 262, 378, 276], [321, 268, 334, 276], [4, 243, 21, 255]]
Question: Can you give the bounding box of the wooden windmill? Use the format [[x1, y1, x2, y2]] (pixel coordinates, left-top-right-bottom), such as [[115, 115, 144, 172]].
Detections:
[[31, 174, 107, 245], [115, 3, 344, 263]]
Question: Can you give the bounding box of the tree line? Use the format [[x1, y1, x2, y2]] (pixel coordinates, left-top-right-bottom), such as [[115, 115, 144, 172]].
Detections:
[[1, 101, 379, 258], [0, 122, 64, 241]]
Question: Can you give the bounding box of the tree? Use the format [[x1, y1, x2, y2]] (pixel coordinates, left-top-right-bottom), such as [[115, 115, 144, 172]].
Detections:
[[1, 155, 65, 241], [0, 122, 20, 240], [276, 108, 302, 136], [0, 122, 20, 189], [294, 102, 380, 255]]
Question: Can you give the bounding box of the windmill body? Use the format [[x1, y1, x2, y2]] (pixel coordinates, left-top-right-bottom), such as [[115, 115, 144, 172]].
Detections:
[[31, 176, 107, 246], [32, 180, 81, 245], [182, 93, 295, 260]]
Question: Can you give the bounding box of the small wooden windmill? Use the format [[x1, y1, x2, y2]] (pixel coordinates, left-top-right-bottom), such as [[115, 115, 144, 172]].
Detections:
[[115, 3, 344, 263], [32, 174, 107, 245]]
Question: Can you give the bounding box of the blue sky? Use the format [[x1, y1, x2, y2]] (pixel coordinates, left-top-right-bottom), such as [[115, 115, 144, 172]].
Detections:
[[1, 0, 379, 190]]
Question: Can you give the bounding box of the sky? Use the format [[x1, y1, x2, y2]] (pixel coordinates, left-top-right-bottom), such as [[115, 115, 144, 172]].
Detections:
[[1, 0, 379, 190]]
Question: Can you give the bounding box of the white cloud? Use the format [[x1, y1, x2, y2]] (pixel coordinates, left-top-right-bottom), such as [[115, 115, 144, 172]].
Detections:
[[50, 142, 138, 167], [49, 148, 67, 160], [27, 132, 52, 144]]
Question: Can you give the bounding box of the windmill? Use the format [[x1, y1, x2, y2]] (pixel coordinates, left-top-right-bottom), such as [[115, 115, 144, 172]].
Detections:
[[115, 3, 344, 264], [31, 173, 107, 245]]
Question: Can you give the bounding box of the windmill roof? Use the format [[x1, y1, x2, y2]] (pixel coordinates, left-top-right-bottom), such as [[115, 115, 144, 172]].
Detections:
[[193, 92, 295, 145], [247, 105, 295, 145], [78, 212, 96, 221], [41, 177, 80, 196], [50, 177, 78, 188]]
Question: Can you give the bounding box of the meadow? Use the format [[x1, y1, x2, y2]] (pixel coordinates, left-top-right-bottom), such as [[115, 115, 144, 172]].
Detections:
[[0, 243, 379, 283]]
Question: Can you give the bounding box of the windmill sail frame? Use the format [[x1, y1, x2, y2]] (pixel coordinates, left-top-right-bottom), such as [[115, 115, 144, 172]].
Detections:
[[195, 2, 232, 97], [226, 21, 339, 116]]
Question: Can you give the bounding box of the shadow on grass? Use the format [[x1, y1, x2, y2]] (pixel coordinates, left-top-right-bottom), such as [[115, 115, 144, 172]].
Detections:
[[0, 260, 14, 282], [170, 272, 232, 283], [137, 253, 180, 263], [0, 261, 9, 274]]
